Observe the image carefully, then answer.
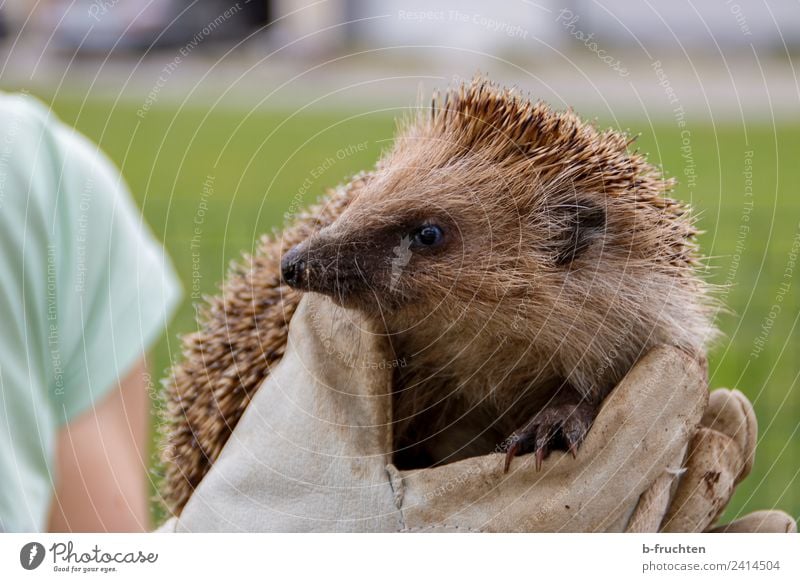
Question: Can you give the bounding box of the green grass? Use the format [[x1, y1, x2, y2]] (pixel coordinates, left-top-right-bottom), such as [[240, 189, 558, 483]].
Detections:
[[43, 95, 800, 526]]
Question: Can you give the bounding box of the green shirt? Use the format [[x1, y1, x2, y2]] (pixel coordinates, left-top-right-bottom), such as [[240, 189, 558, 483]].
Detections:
[[0, 94, 182, 532]]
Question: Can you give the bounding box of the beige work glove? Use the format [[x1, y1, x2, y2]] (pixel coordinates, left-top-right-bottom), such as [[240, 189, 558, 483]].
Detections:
[[157, 294, 796, 533]]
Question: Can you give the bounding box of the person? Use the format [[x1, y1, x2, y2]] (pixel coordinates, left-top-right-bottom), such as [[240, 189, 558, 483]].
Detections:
[[0, 93, 181, 532]]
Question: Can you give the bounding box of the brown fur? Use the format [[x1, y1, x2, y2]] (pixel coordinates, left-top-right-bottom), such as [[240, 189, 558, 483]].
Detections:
[[161, 77, 717, 514]]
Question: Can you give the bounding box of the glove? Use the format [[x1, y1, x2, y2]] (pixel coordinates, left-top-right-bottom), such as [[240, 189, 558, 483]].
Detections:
[[156, 294, 795, 532], [657, 388, 796, 533]]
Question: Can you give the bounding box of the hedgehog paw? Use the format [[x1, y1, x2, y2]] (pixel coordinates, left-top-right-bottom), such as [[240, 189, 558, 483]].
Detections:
[[503, 398, 598, 473]]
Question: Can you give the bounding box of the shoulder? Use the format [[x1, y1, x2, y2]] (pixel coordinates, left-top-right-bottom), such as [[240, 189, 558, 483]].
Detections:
[[0, 92, 59, 150], [0, 93, 69, 224]]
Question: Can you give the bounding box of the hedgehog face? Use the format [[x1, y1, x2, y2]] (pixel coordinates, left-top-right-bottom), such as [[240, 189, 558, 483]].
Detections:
[[280, 198, 470, 313], [281, 160, 554, 324]]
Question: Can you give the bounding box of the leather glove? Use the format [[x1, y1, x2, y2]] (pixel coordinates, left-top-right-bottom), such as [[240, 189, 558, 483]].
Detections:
[[658, 388, 796, 533], [156, 294, 795, 533]]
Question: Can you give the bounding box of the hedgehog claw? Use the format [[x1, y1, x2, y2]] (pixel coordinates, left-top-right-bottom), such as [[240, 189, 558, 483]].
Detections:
[[503, 441, 520, 473], [535, 446, 546, 471], [562, 413, 591, 459], [502, 395, 598, 472]]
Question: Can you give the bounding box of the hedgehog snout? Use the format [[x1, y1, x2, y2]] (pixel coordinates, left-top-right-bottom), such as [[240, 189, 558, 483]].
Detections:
[[281, 245, 306, 288]]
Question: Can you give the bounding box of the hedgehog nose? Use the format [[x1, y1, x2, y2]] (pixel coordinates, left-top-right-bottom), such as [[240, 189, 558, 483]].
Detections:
[[281, 247, 306, 288]]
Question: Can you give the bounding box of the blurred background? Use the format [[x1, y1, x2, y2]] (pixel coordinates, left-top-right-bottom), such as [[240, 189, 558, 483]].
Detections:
[[1, 0, 798, 524]]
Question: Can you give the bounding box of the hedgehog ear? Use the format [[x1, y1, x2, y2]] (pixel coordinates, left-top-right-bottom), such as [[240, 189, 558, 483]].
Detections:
[[549, 199, 606, 266]]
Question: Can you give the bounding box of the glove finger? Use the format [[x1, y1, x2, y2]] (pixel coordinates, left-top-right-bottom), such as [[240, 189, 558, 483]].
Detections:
[[660, 427, 743, 532], [625, 469, 678, 532], [709, 510, 797, 533], [701, 388, 757, 483]]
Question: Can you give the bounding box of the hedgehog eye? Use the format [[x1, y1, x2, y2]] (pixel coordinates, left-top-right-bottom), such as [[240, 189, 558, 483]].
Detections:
[[413, 224, 444, 248]]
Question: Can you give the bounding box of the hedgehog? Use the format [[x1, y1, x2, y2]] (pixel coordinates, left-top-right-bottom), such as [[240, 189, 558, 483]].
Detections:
[[162, 76, 717, 515]]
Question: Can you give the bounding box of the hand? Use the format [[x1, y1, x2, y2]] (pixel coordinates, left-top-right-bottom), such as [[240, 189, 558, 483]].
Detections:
[[157, 294, 795, 533], [397, 345, 706, 532], [657, 387, 795, 533]]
